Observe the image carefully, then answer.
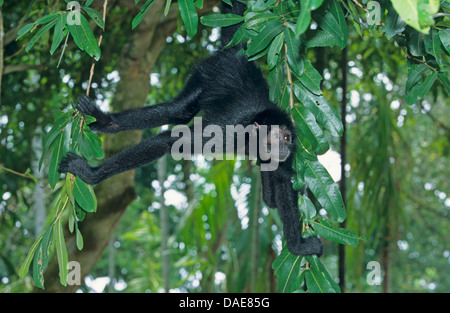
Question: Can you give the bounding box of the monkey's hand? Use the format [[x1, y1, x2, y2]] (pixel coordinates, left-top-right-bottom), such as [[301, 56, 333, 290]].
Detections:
[[287, 236, 323, 256], [77, 96, 117, 133], [58, 153, 100, 185]]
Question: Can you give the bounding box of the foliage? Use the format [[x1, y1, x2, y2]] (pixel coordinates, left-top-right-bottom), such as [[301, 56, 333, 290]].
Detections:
[[4, 0, 449, 292], [219, 0, 355, 293], [17, 107, 102, 288], [17, 0, 104, 63]]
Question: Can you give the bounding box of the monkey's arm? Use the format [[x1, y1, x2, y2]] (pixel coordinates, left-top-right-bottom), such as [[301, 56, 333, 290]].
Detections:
[[59, 131, 176, 184]]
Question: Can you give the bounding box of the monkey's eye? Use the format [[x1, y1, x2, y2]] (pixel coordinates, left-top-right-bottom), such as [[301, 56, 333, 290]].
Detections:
[[284, 134, 291, 142]]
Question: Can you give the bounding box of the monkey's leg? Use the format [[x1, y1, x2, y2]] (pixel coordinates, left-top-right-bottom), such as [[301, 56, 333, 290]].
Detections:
[[78, 78, 203, 133], [59, 131, 177, 184]]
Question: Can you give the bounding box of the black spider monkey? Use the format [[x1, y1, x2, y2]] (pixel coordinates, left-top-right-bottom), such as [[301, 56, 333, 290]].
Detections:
[[59, 0, 322, 256]]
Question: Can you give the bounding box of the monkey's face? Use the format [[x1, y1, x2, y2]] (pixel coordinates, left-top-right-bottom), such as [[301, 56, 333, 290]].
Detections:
[[265, 125, 292, 162]]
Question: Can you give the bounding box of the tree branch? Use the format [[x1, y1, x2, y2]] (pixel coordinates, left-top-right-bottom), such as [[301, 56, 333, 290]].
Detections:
[[3, 64, 44, 74]]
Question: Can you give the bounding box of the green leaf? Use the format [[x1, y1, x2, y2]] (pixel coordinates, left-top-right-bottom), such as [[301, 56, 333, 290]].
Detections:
[[179, 0, 199, 37], [293, 153, 306, 190], [76, 226, 84, 250], [85, 132, 104, 159], [224, 24, 248, 49], [77, 132, 94, 160], [75, 202, 86, 221], [267, 31, 284, 70], [48, 132, 67, 189], [73, 177, 96, 212], [16, 23, 35, 40], [18, 235, 44, 279], [391, 0, 440, 34], [424, 29, 443, 64], [279, 82, 291, 111], [383, 6, 406, 39], [249, 0, 277, 11], [304, 267, 325, 292], [70, 115, 82, 150], [408, 31, 426, 57], [246, 19, 284, 58], [295, 133, 317, 161], [311, 219, 360, 246], [68, 208, 75, 233], [89, 182, 97, 209], [293, 81, 342, 136], [296, 0, 324, 35], [296, 3, 311, 36], [313, 3, 347, 49], [437, 72, 450, 95], [51, 15, 68, 55], [200, 13, 243, 27], [25, 18, 58, 53], [32, 227, 53, 289], [407, 70, 437, 104], [284, 28, 304, 77], [269, 64, 284, 102], [54, 219, 68, 286], [82, 6, 105, 29], [35, 12, 60, 25], [305, 30, 338, 48], [304, 159, 346, 222], [194, 0, 203, 9], [439, 29, 450, 54], [246, 12, 276, 30], [406, 62, 428, 93], [67, 14, 101, 60], [272, 246, 305, 293], [416, 71, 437, 98], [306, 255, 340, 292], [299, 195, 316, 222], [328, 0, 347, 42], [132, 0, 157, 30], [298, 60, 323, 95], [39, 111, 73, 170], [164, 0, 173, 16], [32, 242, 45, 289], [292, 105, 329, 155], [247, 41, 271, 61]]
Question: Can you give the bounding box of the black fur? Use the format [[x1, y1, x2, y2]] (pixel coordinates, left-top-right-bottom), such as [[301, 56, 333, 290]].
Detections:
[[58, 0, 322, 256]]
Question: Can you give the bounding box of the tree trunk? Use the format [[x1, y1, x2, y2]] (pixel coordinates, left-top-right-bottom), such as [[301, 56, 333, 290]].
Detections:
[[107, 236, 116, 293], [158, 154, 169, 292], [39, 0, 219, 293], [338, 45, 348, 293], [39, 1, 178, 293], [32, 127, 46, 238]]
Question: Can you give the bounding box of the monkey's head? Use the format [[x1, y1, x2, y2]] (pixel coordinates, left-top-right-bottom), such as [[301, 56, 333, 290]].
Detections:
[[254, 109, 296, 163], [268, 125, 293, 162]]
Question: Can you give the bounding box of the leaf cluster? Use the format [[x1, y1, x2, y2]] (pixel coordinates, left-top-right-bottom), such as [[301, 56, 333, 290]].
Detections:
[[17, 0, 104, 63], [18, 107, 102, 288], [199, 0, 360, 293], [13, 0, 449, 292]]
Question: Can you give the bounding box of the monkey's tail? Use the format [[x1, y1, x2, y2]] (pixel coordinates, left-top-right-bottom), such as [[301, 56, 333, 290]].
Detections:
[[220, 0, 247, 49]]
